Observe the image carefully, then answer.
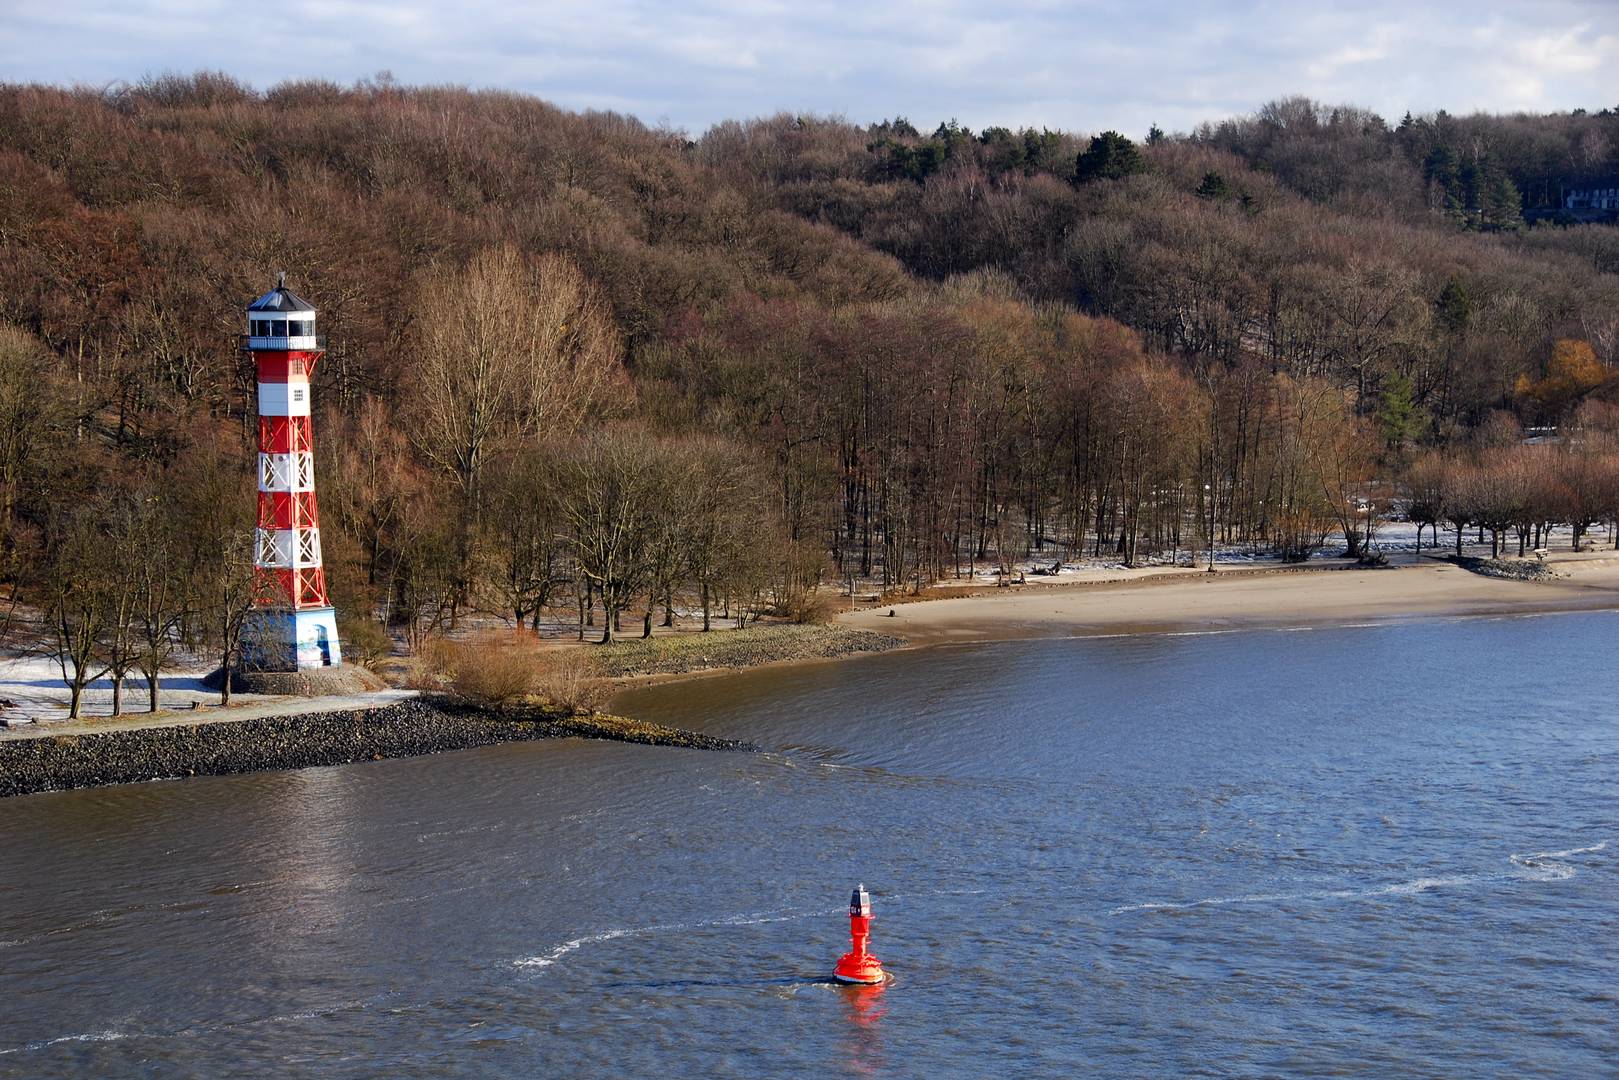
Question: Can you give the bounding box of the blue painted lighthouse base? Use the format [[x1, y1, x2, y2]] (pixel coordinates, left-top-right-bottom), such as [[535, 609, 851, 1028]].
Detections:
[[241, 607, 343, 672]]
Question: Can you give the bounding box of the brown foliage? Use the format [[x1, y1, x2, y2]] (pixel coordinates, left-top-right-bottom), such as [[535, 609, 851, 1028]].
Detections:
[[424, 630, 605, 713]]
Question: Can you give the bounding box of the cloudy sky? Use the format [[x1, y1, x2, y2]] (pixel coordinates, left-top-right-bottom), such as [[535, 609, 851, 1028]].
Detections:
[[6, 0, 1617, 136]]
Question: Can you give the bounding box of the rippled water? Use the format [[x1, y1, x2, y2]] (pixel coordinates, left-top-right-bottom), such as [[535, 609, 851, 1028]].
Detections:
[[1, 614, 1615, 1077]]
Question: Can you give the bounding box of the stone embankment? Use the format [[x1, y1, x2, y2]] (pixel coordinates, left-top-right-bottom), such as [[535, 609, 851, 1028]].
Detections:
[[1449, 555, 1564, 582], [595, 623, 906, 678], [0, 698, 751, 799]]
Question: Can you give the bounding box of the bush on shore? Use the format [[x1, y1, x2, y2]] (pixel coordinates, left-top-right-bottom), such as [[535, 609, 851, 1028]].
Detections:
[[419, 631, 606, 713], [783, 588, 840, 625], [337, 616, 393, 670]]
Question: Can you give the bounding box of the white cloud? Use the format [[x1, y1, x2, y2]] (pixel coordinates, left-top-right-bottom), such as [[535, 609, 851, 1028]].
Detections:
[[5, 0, 1617, 134]]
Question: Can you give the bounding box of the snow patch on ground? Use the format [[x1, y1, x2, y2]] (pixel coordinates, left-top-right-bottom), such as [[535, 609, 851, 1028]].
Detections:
[[0, 655, 408, 727]]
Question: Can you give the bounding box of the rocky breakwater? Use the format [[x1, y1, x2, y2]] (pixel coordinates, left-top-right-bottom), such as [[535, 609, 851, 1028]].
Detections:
[[1449, 555, 1564, 582], [0, 699, 753, 799]]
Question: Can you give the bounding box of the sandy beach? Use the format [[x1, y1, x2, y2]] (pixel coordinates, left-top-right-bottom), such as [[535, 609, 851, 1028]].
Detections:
[[839, 555, 1619, 646]]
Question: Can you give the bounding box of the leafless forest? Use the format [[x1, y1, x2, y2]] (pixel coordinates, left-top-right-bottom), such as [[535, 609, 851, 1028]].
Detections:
[[2, 76, 1618, 708]]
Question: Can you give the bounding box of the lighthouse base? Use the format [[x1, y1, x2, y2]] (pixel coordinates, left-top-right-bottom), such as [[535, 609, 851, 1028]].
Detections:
[[241, 607, 343, 672]]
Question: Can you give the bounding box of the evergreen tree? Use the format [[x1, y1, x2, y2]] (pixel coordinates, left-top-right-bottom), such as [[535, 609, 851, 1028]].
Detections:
[[1424, 144, 1463, 218], [872, 116, 919, 138], [1479, 162, 1524, 230], [1196, 170, 1230, 200], [1436, 276, 1473, 337], [1376, 371, 1426, 454], [1021, 128, 1064, 173], [1074, 131, 1147, 184]]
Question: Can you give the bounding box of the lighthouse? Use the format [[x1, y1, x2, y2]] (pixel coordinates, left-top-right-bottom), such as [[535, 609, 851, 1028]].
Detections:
[[240, 274, 342, 672]]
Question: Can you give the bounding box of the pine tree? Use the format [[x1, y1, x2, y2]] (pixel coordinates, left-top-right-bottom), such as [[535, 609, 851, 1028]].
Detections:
[[1376, 372, 1426, 454], [1074, 132, 1147, 184], [1196, 171, 1230, 200], [1435, 276, 1473, 337], [1479, 163, 1524, 231]]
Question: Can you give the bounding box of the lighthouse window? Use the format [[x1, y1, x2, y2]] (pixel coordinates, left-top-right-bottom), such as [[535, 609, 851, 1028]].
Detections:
[[273, 319, 288, 337]]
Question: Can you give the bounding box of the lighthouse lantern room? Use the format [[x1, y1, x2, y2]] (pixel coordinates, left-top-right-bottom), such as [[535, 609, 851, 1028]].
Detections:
[[241, 274, 342, 672]]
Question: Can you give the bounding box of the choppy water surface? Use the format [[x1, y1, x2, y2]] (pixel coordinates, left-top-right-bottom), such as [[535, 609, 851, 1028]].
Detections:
[[2, 614, 1616, 1077]]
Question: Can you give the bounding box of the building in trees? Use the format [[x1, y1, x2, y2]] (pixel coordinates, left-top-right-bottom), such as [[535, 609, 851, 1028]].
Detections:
[[1560, 182, 1619, 210], [241, 275, 342, 671]]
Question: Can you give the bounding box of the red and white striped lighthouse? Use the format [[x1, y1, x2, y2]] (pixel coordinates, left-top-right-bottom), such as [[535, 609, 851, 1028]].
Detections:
[[241, 274, 341, 671]]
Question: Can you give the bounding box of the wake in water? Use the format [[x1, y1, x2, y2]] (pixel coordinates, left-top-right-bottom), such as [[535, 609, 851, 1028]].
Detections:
[[0, 994, 394, 1058], [0, 1030, 128, 1057], [1507, 841, 1608, 881], [1107, 841, 1607, 916], [515, 909, 830, 971], [514, 887, 987, 972]]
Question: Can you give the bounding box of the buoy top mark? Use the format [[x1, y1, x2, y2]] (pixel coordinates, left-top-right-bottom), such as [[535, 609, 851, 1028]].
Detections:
[[850, 884, 872, 917]]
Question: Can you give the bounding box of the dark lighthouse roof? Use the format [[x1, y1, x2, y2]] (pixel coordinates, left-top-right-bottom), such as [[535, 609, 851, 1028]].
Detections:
[[248, 272, 315, 313]]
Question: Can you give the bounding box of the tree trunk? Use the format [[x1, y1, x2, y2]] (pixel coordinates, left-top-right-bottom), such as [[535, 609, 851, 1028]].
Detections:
[[642, 608, 653, 639], [701, 580, 711, 632], [111, 674, 123, 716], [148, 673, 160, 713], [219, 650, 232, 706]]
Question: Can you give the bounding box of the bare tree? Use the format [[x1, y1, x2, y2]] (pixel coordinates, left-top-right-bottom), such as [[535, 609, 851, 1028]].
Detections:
[[407, 247, 630, 622], [408, 246, 628, 499], [479, 445, 569, 629], [199, 531, 259, 707], [1404, 452, 1449, 553], [561, 430, 658, 644], [0, 325, 66, 543], [42, 508, 112, 719], [684, 442, 767, 631], [132, 493, 190, 712], [97, 512, 143, 717]]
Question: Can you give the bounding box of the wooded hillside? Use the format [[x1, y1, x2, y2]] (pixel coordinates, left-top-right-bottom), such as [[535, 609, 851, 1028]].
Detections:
[[2, 75, 1618, 700]]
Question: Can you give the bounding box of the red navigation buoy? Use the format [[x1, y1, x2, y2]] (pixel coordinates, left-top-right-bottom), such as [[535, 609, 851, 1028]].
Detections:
[[833, 884, 886, 985]]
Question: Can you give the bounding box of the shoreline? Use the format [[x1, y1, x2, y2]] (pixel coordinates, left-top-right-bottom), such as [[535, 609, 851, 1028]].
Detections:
[[9, 556, 1619, 797], [836, 555, 1619, 649], [0, 699, 752, 800]]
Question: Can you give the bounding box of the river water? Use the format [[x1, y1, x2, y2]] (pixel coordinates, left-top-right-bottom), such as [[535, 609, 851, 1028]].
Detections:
[[1, 613, 1615, 1077]]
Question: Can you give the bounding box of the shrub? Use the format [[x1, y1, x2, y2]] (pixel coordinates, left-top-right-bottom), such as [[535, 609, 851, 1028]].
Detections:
[[418, 630, 540, 707], [420, 631, 606, 713], [784, 587, 839, 625], [533, 650, 607, 715], [407, 636, 460, 692], [336, 616, 392, 670]]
